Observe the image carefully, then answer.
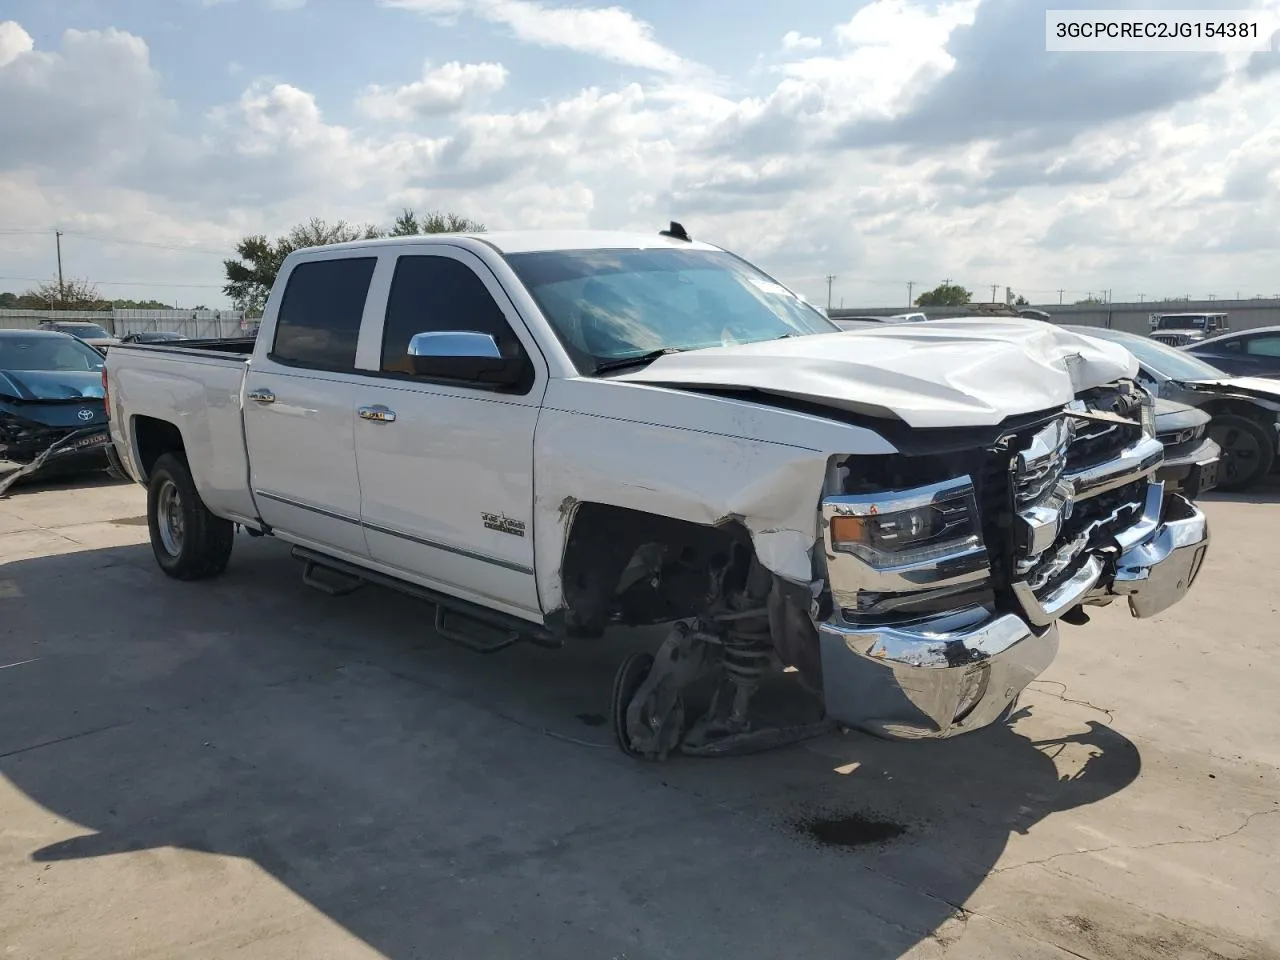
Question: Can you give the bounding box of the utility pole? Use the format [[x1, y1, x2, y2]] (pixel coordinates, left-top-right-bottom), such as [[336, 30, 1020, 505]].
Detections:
[[990, 283, 998, 303], [906, 281, 914, 307], [1057, 289, 1064, 304], [55, 230, 64, 305], [1138, 293, 1144, 303], [825, 274, 835, 311]]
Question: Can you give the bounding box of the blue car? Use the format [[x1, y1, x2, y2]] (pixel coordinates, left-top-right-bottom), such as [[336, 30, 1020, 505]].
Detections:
[[1184, 326, 1280, 379], [0, 330, 112, 480]]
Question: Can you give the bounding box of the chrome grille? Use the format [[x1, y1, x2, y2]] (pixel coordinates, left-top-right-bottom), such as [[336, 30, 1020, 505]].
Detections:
[[1150, 332, 1192, 347], [1007, 411, 1151, 605]]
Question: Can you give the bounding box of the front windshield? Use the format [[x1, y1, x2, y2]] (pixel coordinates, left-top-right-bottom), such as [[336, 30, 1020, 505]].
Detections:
[[1155, 315, 1207, 330], [53, 323, 111, 339], [505, 248, 837, 373], [1078, 327, 1227, 380], [0, 336, 105, 372]]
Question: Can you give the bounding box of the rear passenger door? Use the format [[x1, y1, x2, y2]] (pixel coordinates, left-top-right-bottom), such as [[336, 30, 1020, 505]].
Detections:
[[350, 247, 547, 618], [243, 254, 376, 558]]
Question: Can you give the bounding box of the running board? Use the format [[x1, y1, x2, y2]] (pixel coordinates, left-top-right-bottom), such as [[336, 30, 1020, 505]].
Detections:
[[290, 546, 561, 652]]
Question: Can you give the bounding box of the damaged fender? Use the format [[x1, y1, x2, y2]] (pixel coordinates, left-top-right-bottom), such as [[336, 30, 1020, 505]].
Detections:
[[531, 377, 896, 614]]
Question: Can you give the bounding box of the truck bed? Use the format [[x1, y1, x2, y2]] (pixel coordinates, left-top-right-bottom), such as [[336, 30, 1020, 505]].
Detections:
[[105, 341, 258, 524], [110, 336, 256, 359]]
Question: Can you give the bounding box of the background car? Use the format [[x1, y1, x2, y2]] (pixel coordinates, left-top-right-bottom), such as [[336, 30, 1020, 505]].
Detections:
[[1153, 399, 1219, 499], [37, 320, 120, 351], [1148, 311, 1228, 347], [0, 330, 112, 480], [1183, 326, 1280, 379], [1067, 325, 1280, 491], [119, 331, 187, 344]]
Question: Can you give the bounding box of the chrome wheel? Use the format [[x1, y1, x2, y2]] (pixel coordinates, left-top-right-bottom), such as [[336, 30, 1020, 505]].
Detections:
[[156, 478, 185, 557]]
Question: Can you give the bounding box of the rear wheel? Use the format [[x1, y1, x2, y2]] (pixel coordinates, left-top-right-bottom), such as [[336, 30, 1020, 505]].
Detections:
[[147, 452, 234, 579], [1209, 414, 1275, 491]]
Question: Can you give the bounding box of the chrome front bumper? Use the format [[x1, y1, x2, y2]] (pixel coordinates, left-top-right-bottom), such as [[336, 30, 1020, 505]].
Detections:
[[818, 489, 1209, 740]]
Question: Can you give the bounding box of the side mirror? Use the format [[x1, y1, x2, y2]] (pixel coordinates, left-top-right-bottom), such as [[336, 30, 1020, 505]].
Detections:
[[407, 331, 526, 387]]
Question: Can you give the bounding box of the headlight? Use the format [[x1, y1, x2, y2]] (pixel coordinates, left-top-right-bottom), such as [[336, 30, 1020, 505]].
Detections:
[[827, 477, 982, 568], [1139, 395, 1156, 438]]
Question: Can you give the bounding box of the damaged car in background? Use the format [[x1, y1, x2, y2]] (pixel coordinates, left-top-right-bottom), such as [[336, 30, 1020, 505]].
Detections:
[[0, 329, 112, 495], [1152, 400, 1218, 499], [1069, 325, 1280, 492], [104, 226, 1210, 761]]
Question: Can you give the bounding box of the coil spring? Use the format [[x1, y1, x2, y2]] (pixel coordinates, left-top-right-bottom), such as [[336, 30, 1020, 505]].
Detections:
[[713, 607, 773, 685]]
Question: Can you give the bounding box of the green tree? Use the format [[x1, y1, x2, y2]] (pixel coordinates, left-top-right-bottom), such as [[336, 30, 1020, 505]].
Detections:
[[1014, 294, 1029, 306], [915, 282, 972, 307], [18, 278, 109, 310], [0, 292, 17, 309], [223, 210, 485, 313], [111, 298, 173, 310]]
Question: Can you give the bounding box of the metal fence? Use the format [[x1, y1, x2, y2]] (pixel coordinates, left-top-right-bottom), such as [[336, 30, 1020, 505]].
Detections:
[[0, 308, 249, 339]]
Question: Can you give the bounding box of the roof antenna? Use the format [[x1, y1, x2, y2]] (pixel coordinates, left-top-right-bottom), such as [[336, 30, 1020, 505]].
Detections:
[[659, 221, 691, 242]]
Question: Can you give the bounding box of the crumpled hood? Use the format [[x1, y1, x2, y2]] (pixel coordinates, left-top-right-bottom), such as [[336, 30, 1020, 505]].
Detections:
[[1183, 376, 1280, 408], [0, 369, 104, 402], [615, 319, 1138, 428]]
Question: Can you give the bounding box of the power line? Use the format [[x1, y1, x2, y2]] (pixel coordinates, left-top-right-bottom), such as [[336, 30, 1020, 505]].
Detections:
[[0, 275, 223, 289], [0, 228, 227, 256], [59, 230, 228, 256]]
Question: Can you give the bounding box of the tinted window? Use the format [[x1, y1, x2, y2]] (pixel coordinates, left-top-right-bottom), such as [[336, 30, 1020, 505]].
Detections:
[[272, 258, 376, 370], [51, 323, 111, 339], [381, 255, 523, 376], [1245, 336, 1280, 358]]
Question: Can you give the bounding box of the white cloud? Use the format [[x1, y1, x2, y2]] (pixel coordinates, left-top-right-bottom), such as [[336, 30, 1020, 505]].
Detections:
[[0, 25, 172, 171], [0, 20, 34, 68], [381, 0, 685, 72], [781, 30, 821, 53], [358, 61, 507, 121]]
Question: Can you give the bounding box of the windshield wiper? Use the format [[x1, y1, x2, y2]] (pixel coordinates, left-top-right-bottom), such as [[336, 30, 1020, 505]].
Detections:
[[592, 348, 683, 376]]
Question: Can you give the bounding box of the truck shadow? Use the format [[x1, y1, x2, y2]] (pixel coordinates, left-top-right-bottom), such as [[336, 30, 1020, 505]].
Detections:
[[1201, 477, 1280, 506], [0, 537, 1141, 959]]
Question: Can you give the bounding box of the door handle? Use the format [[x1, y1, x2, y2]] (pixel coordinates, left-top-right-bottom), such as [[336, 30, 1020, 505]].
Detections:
[[358, 405, 397, 423], [247, 388, 275, 404]]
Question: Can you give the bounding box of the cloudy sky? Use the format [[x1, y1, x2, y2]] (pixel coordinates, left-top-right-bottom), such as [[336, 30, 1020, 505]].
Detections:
[[2, 0, 1279, 309]]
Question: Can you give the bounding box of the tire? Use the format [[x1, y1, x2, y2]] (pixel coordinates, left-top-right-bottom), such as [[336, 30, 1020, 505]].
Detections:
[[1209, 414, 1275, 492], [611, 652, 656, 759], [147, 452, 234, 580]]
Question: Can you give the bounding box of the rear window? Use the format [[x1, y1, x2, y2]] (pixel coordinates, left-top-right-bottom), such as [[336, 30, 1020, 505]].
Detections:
[[271, 258, 376, 371]]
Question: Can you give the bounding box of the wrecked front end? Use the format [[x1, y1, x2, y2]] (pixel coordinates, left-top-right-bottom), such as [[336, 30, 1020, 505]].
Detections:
[[0, 424, 113, 496], [813, 382, 1210, 739]]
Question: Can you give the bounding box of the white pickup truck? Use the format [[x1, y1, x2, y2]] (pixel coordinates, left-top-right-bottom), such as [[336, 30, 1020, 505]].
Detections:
[[105, 226, 1210, 760]]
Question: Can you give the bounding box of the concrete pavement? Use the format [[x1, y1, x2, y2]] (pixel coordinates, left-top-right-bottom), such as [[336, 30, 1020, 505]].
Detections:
[[1, 474, 1277, 959]]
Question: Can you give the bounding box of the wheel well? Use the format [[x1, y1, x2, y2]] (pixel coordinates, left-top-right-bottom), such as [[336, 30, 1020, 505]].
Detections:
[[133, 417, 185, 480], [554, 502, 753, 637], [1200, 399, 1274, 425]]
